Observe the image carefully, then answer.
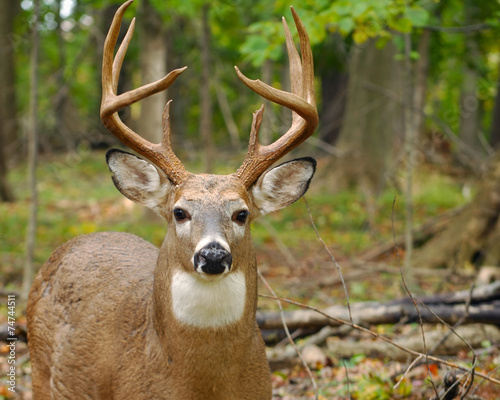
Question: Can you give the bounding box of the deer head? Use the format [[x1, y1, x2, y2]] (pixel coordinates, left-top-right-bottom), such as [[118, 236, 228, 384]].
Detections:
[[101, 0, 318, 325]]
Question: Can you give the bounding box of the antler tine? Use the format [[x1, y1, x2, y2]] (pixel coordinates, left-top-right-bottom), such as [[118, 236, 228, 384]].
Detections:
[[111, 14, 135, 94], [234, 7, 318, 188], [100, 0, 191, 186]]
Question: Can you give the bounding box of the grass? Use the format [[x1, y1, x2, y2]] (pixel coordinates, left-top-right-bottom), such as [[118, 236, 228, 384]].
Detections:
[[1, 149, 470, 293]]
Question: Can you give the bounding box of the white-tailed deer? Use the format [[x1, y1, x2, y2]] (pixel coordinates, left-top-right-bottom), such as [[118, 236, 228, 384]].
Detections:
[[27, 1, 318, 399]]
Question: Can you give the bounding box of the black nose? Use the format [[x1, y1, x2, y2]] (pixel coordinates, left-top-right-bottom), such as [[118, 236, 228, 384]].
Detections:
[[194, 242, 232, 275]]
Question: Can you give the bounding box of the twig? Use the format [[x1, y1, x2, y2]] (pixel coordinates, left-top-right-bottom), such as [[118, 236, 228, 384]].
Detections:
[[275, 328, 303, 348], [258, 218, 297, 267], [394, 354, 423, 389], [258, 270, 319, 399], [427, 283, 475, 355], [340, 356, 352, 400], [304, 197, 352, 323], [469, 365, 500, 397], [258, 294, 500, 385], [433, 370, 461, 400], [413, 297, 477, 399], [391, 197, 439, 396], [306, 136, 344, 157], [460, 367, 475, 400]]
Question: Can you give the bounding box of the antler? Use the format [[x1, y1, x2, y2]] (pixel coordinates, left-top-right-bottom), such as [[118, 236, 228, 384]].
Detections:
[[100, 0, 191, 186], [234, 8, 318, 188]]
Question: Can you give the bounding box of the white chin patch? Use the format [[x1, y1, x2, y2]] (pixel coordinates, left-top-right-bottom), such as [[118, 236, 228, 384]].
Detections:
[[171, 270, 246, 328]]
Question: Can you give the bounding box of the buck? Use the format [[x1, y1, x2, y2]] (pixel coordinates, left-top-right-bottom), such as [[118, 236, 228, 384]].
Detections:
[[27, 1, 318, 399]]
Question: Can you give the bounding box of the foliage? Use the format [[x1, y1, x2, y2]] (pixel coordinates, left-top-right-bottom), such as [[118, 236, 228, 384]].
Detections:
[[425, 0, 500, 139], [239, 0, 433, 66], [237, 0, 500, 151], [7, 0, 500, 156]]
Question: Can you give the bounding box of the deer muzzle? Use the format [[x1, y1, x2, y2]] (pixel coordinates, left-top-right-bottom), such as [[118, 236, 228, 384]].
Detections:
[[193, 242, 232, 275]]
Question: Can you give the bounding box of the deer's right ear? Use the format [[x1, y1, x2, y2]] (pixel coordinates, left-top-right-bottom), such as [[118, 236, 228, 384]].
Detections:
[[106, 149, 173, 215]]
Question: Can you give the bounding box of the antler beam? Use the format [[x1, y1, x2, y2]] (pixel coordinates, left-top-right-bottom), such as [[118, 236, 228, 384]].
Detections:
[[234, 8, 318, 188], [100, 0, 191, 186]]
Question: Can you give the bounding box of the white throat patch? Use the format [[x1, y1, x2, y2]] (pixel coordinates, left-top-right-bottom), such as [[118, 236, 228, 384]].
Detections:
[[171, 270, 246, 328]]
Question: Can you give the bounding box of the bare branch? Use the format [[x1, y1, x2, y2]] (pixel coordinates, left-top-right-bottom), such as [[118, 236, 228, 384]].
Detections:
[[424, 23, 491, 34], [259, 294, 500, 386]]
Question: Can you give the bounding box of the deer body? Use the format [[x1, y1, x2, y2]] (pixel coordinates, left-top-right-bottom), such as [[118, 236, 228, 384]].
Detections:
[[28, 1, 318, 398], [28, 231, 270, 399]]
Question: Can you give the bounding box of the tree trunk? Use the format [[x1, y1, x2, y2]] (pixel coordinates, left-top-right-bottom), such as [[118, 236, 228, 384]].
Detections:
[[138, 0, 167, 144], [318, 69, 347, 145], [412, 30, 430, 146], [215, 66, 240, 150], [413, 150, 500, 269], [315, 33, 348, 146], [458, 37, 483, 156], [489, 59, 500, 149], [0, 144, 12, 202], [199, 3, 214, 173], [260, 60, 273, 145], [454, 0, 487, 161], [23, 0, 40, 300], [403, 32, 416, 280], [52, 0, 74, 151], [332, 39, 403, 222], [0, 0, 18, 202]]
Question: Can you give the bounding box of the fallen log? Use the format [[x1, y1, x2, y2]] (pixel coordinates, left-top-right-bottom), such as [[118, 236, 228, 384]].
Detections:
[[326, 324, 500, 361], [267, 323, 500, 369], [257, 281, 500, 330], [385, 280, 500, 305]]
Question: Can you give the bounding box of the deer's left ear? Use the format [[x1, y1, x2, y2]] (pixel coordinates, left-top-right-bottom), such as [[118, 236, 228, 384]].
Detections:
[[250, 157, 316, 216]]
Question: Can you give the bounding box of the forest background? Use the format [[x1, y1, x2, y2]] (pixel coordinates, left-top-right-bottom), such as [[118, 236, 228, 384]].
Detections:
[[2, 0, 500, 398]]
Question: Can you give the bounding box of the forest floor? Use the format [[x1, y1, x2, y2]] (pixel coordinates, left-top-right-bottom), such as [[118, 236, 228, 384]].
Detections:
[[1, 150, 500, 399]]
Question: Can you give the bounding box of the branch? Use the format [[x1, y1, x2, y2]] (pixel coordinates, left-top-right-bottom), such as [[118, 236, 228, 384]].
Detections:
[[259, 294, 500, 386], [424, 23, 491, 34], [258, 270, 319, 399]]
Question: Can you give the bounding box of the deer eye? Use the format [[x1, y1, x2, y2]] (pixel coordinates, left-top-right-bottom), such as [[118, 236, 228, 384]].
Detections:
[[233, 210, 249, 225], [173, 208, 189, 222]]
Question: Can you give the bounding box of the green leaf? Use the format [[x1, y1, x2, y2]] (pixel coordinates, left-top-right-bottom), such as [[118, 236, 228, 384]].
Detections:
[[410, 50, 420, 60], [405, 6, 429, 27], [337, 17, 355, 34], [353, 28, 369, 44], [389, 17, 412, 33], [486, 18, 500, 28], [239, 35, 269, 66], [375, 35, 390, 49], [351, 2, 369, 18], [334, 2, 354, 17]]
